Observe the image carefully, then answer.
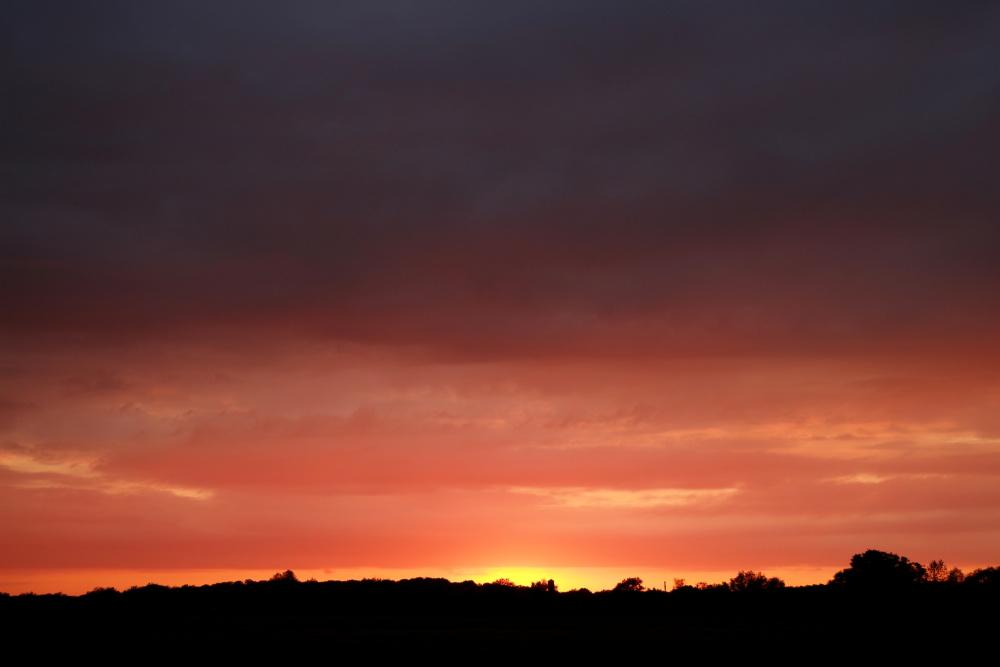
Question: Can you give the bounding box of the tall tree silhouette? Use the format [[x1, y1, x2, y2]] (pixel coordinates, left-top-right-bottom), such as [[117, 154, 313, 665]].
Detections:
[[926, 560, 947, 583]]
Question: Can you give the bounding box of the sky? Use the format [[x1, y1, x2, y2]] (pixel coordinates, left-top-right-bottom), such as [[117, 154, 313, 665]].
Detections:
[[2, 1, 1000, 594]]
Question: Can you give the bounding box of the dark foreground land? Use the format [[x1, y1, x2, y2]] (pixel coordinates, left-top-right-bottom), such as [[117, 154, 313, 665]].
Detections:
[[4, 579, 996, 660]]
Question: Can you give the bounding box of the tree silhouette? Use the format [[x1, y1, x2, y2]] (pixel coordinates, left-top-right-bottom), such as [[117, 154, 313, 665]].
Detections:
[[926, 560, 947, 583], [830, 550, 925, 588], [727, 570, 785, 592], [530, 579, 557, 592], [613, 577, 644, 592], [964, 566, 1000, 585], [489, 578, 517, 587]]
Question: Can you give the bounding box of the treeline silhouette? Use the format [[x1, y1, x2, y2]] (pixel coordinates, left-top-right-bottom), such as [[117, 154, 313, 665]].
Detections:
[[3, 551, 997, 657], [5, 550, 1000, 612]]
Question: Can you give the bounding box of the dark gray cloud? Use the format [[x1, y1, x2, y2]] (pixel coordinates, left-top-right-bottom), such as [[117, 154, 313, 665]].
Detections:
[[3, 1, 999, 357]]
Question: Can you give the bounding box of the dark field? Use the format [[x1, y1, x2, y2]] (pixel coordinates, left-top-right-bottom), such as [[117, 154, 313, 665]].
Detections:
[[6, 583, 991, 660]]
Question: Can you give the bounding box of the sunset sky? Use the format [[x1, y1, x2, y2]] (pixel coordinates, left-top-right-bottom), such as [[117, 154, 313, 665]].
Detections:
[[3, 1, 1000, 595]]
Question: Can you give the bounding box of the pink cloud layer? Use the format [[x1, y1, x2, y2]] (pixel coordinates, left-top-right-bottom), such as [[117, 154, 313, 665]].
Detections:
[[3, 336, 999, 592]]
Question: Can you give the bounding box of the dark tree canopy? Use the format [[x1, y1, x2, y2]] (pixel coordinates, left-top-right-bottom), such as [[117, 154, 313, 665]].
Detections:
[[965, 567, 1000, 585], [613, 577, 644, 592], [830, 550, 926, 588], [489, 578, 517, 587], [727, 570, 785, 592], [926, 560, 947, 583], [530, 579, 557, 593]]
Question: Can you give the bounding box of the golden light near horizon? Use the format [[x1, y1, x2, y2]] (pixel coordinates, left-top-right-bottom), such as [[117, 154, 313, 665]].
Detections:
[[0, 562, 869, 597]]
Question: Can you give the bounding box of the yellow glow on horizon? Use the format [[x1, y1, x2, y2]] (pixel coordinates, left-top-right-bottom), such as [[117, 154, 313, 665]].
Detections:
[[0, 565, 853, 597]]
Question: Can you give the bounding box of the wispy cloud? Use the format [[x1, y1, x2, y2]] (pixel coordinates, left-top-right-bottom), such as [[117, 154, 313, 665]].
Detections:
[[508, 486, 738, 509], [823, 472, 953, 485], [0, 452, 212, 500], [826, 473, 893, 485]]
